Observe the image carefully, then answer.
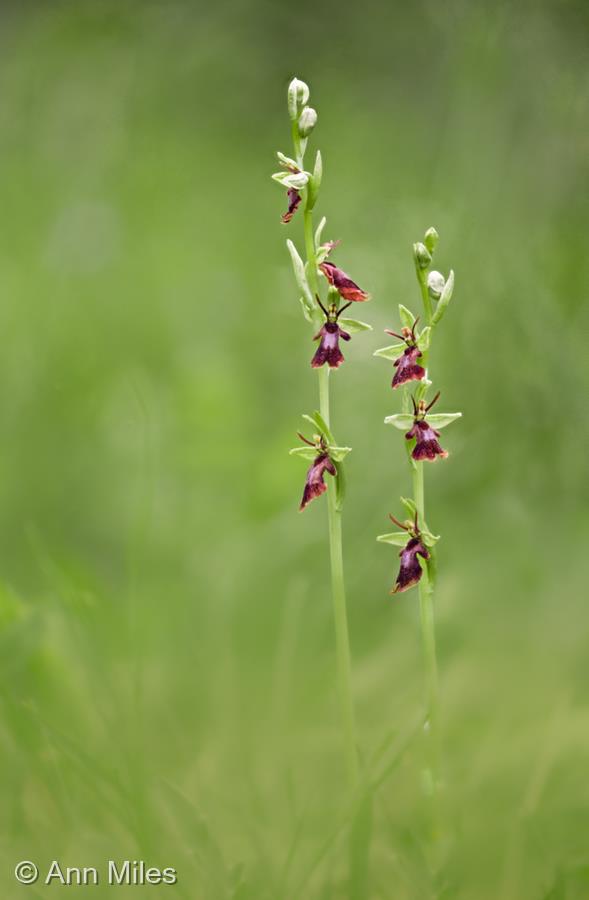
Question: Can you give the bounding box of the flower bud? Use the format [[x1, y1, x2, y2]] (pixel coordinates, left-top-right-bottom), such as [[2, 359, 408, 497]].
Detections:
[[298, 106, 318, 137], [413, 242, 431, 270], [287, 77, 310, 121], [427, 270, 446, 300], [423, 227, 439, 253]]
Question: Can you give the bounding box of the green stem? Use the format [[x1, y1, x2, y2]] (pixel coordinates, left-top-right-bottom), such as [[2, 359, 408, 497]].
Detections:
[[412, 463, 439, 802], [304, 202, 359, 788], [413, 260, 441, 835]]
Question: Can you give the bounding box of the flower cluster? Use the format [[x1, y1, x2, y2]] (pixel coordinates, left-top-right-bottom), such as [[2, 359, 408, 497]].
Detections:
[[376, 228, 461, 595], [272, 78, 372, 512]]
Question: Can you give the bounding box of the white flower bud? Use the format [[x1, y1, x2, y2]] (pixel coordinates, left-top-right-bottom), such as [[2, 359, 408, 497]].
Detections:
[[413, 242, 432, 269], [427, 270, 446, 300], [287, 77, 310, 121], [298, 106, 318, 137]]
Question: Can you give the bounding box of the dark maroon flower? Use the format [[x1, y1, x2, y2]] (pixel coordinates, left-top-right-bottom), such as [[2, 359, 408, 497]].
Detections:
[[385, 318, 426, 389], [319, 260, 370, 302], [311, 297, 352, 369], [388, 513, 430, 595], [281, 187, 302, 224], [406, 392, 448, 462], [299, 444, 337, 511], [393, 537, 430, 593]]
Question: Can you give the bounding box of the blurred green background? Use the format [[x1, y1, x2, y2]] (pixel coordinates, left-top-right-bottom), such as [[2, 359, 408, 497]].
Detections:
[[0, 1, 588, 897]]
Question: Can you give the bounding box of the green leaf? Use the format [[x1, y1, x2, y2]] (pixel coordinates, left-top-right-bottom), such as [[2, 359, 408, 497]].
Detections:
[[286, 240, 314, 315], [377, 531, 409, 546], [289, 447, 317, 460], [314, 216, 327, 248], [338, 317, 372, 334], [426, 412, 462, 429], [431, 269, 454, 326], [307, 150, 322, 209], [417, 326, 431, 351], [384, 413, 413, 430], [398, 304, 416, 330], [329, 446, 352, 461], [373, 342, 405, 360]]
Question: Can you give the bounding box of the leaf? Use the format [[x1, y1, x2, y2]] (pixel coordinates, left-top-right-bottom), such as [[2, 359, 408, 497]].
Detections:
[[329, 446, 352, 462], [289, 447, 317, 460], [398, 304, 416, 330], [431, 269, 454, 325], [307, 150, 322, 209], [314, 216, 327, 248], [286, 240, 314, 314], [377, 532, 409, 546], [338, 317, 372, 334], [302, 411, 336, 445], [417, 326, 431, 351], [426, 412, 462, 429], [384, 413, 413, 430], [373, 342, 405, 360]]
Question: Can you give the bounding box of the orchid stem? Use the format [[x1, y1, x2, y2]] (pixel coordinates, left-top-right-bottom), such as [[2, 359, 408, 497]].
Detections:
[[414, 263, 441, 837], [412, 462, 440, 819], [305, 204, 359, 789]]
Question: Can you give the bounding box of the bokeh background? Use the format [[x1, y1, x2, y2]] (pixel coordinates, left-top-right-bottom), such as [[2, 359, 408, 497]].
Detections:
[[0, 1, 588, 897]]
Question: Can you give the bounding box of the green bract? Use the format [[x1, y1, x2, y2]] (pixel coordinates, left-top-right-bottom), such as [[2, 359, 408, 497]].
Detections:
[[398, 304, 415, 330], [417, 326, 431, 351], [303, 411, 335, 445], [400, 497, 417, 517], [423, 226, 439, 253], [307, 150, 322, 209], [286, 240, 314, 316], [314, 216, 327, 247], [431, 269, 454, 326]]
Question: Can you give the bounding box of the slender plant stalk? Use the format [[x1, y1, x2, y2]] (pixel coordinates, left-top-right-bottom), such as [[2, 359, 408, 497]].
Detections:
[[277, 79, 361, 788], [305, 206, 359, 788], [414, 267, 440, 812], [377, 230, 459, 846]]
